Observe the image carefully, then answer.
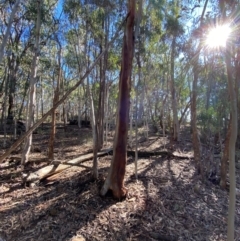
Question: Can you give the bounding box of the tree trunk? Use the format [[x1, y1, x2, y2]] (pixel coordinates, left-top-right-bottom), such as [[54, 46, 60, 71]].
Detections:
[[191, 63, 202, 175], [225, 42, 237, 241], [97, 17, 109, 150], [220, 116, 231, 189], [105, 84, 109, 144], [160, 94, 167, 136], [7, 56, 16, 119], [87, 75, 98, 179], [0, 0, 21, 65], [0, 66, 7, 127], [18, 74, 29, 120], [21, 0, 41, 166], [135, 77, 139, 180], [78, 95, 81, 128], [179, 100, 191, 126], [100, 0, 135, 199], [170, 37, 179, 141], [3, 68, 9, 148], [129, 99, 133, 148], [48, 45, 61, 160], [190, 0, 208, 176], [134, 0, 142, 180]]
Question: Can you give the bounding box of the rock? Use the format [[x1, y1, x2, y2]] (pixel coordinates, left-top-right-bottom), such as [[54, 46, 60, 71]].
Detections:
[[71, 235, 86, 241]]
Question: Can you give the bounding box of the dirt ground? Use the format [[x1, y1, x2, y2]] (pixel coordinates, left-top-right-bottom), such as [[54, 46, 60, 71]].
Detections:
[[0, 124, 240, 241]]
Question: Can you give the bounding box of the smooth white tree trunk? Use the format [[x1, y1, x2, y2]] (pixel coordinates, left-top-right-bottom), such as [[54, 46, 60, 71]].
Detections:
[[21, 0, 41, 166], [225, 41, 237, 241]]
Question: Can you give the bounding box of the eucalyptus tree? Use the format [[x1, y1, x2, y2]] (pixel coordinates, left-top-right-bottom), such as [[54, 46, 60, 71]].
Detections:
[[48, 36, 63, 160], [164, 7, 184, 141], [21, 0, 42, 166], [101, 0, 135, 199], [189, 0, 209, 176], [0, 1, 33, 120], [0, 0, 21, 64], [219, 2, 239, 239]]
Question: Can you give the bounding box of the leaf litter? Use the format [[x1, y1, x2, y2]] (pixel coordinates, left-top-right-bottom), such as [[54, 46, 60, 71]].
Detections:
[[0, 125, 239, 241]]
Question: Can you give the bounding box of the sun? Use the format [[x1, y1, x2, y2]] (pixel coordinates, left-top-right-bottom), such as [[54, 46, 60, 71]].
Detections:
[[205, 24, 231, 48]]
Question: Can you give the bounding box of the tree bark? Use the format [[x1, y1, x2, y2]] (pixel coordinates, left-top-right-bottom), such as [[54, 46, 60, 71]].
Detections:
[[225, 42, 237, 241], [0, 0, 21, 65], [3, 67, 9, 148], [220, 116, 231, 189], [179, 100, 191, 126], [48, 45, 61, 160], [191, 0, 208, 176], [105, 84, 109, 144], [191, 63, 202, 175], [21, 0, 41, 166], [18, 74, 29, 120], [87, 74, 98, 179], [100, 0, 135, 199], [170, 37, 179, 141], [97, 16, 109, 150], [135, 77, 139, 180]]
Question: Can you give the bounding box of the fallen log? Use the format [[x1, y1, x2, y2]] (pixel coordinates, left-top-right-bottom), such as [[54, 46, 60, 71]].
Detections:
[[125, 150, 193, 159], [23, 148, 112, 183], [24, 148, 192, 184]]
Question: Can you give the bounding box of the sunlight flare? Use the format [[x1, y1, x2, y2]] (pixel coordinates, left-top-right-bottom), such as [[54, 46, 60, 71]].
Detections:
[[205, 24, 231, 48]]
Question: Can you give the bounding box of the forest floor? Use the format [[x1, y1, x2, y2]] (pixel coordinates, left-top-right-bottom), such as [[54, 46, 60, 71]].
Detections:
[[0, 124, 240, 241]]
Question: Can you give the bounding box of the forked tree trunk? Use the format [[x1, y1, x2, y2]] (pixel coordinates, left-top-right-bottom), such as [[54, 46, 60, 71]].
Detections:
[[100, 0, 135, 199], [21, 0, 41, 166]]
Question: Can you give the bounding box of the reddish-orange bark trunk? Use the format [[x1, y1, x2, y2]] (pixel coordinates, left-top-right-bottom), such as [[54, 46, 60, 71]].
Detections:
[[100, 0, 135, 199]]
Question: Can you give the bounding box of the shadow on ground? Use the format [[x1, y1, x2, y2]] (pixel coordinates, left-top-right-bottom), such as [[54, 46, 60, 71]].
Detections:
[[1, 124, 239, 241]]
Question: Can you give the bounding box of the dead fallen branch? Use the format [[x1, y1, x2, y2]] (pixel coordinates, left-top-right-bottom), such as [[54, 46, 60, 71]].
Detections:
[[24, 148, 192, 183], [23, 148, 112, 183], [125, 150, 193, 159]]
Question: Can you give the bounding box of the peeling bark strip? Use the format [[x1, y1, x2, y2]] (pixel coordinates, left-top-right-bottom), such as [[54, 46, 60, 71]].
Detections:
[[100, 0, 136, 199]]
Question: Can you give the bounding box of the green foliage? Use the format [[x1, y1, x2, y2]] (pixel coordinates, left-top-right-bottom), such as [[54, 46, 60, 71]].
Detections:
[[165, 16, 184, 36], [107, 50, 120, 71], [0, 0, 235, 140]]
